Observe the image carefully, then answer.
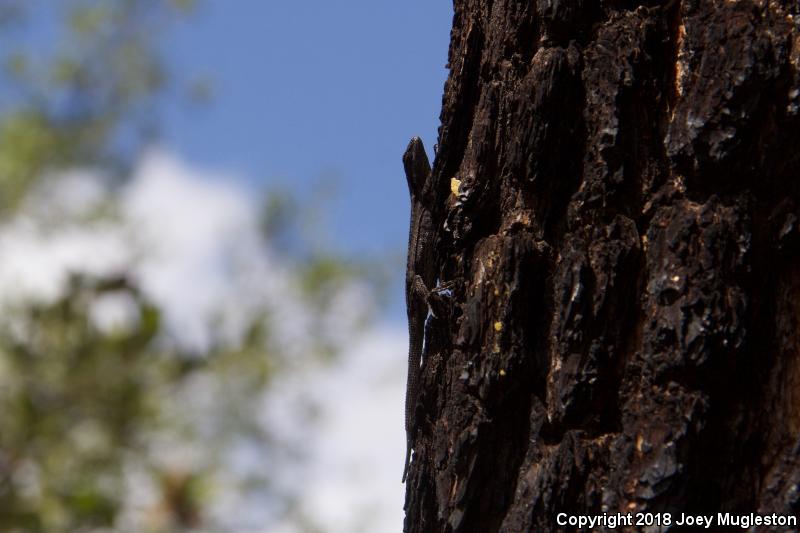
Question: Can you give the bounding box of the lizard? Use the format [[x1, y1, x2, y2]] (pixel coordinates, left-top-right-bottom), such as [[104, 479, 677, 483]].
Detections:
[[402, 137, 437, 483]]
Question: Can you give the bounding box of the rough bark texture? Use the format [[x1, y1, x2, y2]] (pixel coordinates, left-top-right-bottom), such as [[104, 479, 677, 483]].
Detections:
[[404, 1, 800, 531]]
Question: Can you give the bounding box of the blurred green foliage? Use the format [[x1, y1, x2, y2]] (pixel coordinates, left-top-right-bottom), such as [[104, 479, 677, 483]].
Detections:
[[0, 0, 187, 215], [0, 276, 167, 530], [0, 1, 375, 531], [0, 270, 287, 531]]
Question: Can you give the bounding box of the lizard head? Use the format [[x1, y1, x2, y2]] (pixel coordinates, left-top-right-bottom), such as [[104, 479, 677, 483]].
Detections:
[[403, 137, 432, 199]]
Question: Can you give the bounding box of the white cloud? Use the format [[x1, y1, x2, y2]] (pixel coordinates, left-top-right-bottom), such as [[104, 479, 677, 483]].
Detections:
[[0, 213, 129, 306], [121, 149, 285, 352], [262, 326, 407, 533], [0, 150, 303, 353]]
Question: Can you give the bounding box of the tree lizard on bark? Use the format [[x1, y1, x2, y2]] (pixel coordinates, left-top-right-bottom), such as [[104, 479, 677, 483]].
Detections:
[[402, 137, 436, 483]]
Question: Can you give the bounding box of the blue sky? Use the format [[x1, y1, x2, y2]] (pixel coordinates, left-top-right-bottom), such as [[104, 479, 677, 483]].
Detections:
[[161, 1, 453, 263]]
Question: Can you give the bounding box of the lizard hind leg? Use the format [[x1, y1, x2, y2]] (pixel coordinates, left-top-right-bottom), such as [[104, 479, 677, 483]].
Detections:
[[412, 274, 429, 301]]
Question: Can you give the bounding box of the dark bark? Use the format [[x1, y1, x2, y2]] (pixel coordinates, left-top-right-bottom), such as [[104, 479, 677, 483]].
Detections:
[[404, 1, 800, 531]]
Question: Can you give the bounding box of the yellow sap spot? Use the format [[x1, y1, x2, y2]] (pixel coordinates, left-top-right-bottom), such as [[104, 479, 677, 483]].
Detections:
[[450, 177, 461, 196], [499, 369, 506, 377], [493, 287, 499, 296], [494, 321, 503, 332]]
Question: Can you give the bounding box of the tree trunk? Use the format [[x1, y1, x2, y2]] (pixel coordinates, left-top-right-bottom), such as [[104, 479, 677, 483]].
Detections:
[[404, 1, 800, 531]]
